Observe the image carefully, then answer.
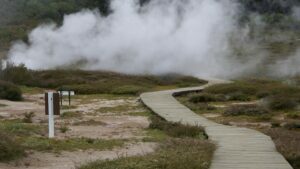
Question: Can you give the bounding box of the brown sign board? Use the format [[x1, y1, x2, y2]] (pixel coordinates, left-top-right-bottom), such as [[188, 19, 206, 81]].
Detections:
[[45, 93, 60, 115]]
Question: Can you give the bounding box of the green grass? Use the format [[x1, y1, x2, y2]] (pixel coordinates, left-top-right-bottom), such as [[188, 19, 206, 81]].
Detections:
[[21, 137, 125, 152], [142, 129, 169, 142], [20, 86, 44, 94], [0, 130, 25, 162], [79, 138, 214, 169], [0, 120, 46, 136]]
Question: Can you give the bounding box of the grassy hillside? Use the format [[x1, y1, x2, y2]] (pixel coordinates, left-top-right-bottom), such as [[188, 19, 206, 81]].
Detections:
[[0, 65, 206, 95]]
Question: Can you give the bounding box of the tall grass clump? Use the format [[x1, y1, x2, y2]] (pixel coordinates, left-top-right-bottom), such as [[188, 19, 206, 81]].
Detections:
[[0, 130, 24, 162], [149, 115, 206, 138], [224, 104, 270, 116], [80, 138, 214, 169], [267, 128, 300, 169]]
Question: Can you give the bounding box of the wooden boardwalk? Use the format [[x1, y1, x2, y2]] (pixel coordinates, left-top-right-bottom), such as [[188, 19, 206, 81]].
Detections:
[[140, 80, 293, 169]]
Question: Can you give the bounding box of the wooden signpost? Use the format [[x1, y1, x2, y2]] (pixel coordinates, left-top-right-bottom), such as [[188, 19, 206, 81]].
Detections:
[[58, 90, 75, 106], [45, 92, 60, 138]]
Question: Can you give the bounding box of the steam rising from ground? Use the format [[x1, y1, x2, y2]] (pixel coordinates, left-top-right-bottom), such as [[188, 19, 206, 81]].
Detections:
[[7, 0, 300, 78]]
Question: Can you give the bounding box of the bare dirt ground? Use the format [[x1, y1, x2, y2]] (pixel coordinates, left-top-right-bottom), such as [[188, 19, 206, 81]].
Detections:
[[0, 93, 155, 169]]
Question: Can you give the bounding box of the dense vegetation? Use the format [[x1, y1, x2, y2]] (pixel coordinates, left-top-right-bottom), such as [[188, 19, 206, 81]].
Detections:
[[0, 65, 206, 95]]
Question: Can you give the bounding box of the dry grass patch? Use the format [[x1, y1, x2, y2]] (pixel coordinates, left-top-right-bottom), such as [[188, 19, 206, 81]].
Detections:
[[266, 128, 300, 169]]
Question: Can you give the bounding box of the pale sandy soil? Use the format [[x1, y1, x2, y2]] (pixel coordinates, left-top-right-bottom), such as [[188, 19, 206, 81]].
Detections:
[[0, 93, 154, 169]]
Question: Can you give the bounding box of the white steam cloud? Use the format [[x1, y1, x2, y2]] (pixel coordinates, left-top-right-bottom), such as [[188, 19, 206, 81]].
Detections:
[[7, 0, 299, 78]]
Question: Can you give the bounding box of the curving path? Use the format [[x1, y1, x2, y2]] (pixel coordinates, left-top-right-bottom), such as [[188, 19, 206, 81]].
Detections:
[[140, 79, 293, 169]]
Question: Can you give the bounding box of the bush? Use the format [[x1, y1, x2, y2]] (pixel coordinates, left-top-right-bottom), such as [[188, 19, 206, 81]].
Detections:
[[0, 80, 22, 101], [189, 93, 225, 103], [267, 95, 298, 110], [204, 82, 257, 96], [149, 116, 206, 138], [23, 112, 35, 123], [227, 92, 251, 101], [283, 122, 300, 130], [224, 104, 270, 116], [285, 112, 300, 119], [0, 130, 24, 162], [0, 64, 32, 85], [111, 85, 148, 95]]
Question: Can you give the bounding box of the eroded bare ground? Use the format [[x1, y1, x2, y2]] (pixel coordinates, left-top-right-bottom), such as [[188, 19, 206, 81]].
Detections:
[[0, 93, 156, 169]]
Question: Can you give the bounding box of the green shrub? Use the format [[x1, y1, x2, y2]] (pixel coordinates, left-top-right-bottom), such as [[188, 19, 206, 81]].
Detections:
[[256, 91, 271, 99], [227, 92, 251, 101], [59, 125, 69, 133], [111, 85, 148, 95], [23, 112, 35, 123], [285, 112, 300, 119], [0, 64, 33, 85], [224, 104, 270, 116], [271, 121, 281, 128], [0, 80, 22, 101], [267, 95, 298, 110], [149, 116, 206, 138], [204, 82, 257, 95], [0, 130, 24, 162], [189, 93, 225, 103], [283, 122, 300, 130]]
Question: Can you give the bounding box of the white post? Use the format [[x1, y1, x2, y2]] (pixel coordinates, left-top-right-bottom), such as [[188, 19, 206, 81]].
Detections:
[[48, 92, 55, 138]]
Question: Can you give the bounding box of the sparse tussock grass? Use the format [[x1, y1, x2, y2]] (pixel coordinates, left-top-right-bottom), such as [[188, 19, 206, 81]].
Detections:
[[0, 120, 46, 136], [0, 130, 24, 162], [203, 79, 300, 110], [149, 115, 206, 138], [22, 112, 35, 123], [267, 95, 298, 110], [267, 128, 300, 169], [60, 111, 83, 118], [223, 104, 270, 117], [188, 93, 225, 103], [79, 138, 215, 169]]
